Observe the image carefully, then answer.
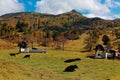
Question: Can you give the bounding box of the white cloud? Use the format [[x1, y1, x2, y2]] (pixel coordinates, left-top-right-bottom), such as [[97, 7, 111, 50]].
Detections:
[[35, 0, 120, 20], [113, 14, 120, 19], [85, 13, 113, 20], [106, 0, 120, 8], [35, 0, 73, 14], [35, 0, 109, 15], [0, 0, 24, 16], [115, 2, 120, 6]]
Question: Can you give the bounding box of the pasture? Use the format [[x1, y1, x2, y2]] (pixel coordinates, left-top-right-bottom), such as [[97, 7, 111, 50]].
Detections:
[[0, 33, 120, 80], [0, 48, 120, 80]]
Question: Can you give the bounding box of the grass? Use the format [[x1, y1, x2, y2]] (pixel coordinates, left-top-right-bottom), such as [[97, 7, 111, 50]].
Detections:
[[0, 49, 120, 80], [1, 33, 120, 80]]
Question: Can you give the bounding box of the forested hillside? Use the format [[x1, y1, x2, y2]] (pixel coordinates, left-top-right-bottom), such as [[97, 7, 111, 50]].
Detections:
[[0, 10, 119, 45]]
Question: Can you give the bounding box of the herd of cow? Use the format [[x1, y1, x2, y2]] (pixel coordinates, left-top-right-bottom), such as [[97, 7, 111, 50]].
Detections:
[[8, 43, 120, 72]]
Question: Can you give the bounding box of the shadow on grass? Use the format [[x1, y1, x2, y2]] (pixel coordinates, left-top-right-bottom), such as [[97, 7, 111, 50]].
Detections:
[[64, 58, 81, 63], [9, 52, 21, 57], [80, 50, 92, 53]]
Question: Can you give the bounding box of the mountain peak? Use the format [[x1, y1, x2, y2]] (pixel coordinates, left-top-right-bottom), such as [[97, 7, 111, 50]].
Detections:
[[71, 9, 78, 13], [70, 9, 83, 16], [59, 9, 83, 17], [90, 17, 103, 21]]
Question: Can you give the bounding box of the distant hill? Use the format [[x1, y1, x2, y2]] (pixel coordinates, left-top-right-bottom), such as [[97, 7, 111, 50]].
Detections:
[[0, 10, 119, 43], [0, 9, 113, 29]]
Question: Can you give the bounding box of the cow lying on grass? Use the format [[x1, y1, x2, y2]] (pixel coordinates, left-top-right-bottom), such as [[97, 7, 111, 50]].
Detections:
[[23, 54, 30, 59]]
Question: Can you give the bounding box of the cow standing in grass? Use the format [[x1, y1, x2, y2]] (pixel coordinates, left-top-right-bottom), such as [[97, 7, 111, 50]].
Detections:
[[9, 53, 16, 57], [63, 65, 78, 72], [18, 41, 29, 53]]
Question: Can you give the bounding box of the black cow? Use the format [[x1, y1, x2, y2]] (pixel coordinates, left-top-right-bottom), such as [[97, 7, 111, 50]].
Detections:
[[32, 48, 38, 50], [108, 50, 116, 59], [23, 55, 30, 59], [18, 41, 27, 48], [9, 53, 16, 57], [18, 41, 28, 53], [63, 65, 78, 72], [95, 44, 105, 52]]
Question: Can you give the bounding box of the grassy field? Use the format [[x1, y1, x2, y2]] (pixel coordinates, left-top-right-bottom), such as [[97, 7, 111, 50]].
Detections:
[[0, 34, 120, 80], [0, 49, 120, 80]]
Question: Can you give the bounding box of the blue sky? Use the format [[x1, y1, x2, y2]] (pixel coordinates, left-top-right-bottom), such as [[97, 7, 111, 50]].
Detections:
[[0, 0, 120, 20], [18, 0, 39, 12]]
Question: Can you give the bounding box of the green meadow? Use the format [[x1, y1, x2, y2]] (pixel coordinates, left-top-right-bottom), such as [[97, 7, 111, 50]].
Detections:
[[0, 48, 120, 80], [0, 34, 120, 80]]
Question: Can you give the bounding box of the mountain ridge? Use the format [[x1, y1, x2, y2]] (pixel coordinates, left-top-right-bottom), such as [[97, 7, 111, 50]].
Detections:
[[0, 9, 113, 20], [0, 9, 83, 18], [0, 10, 119, 43]]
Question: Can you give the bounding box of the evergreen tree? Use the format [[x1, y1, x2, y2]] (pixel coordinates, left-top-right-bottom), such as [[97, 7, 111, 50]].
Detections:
[[102, 35, 110, 45]]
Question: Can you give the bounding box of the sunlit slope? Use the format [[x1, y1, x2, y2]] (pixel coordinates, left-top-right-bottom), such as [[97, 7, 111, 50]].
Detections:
[[65, 33, 88, 51]]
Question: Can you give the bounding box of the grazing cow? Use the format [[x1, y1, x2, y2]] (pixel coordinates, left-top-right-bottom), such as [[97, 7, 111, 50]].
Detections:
[[18, 41, 28, 53], [63, 65, 78, 72], [95, 44, 105, 52], [107, 50, 116, 59], [94, 44, 117, 59], [64, 58, 81, 63], [9, 53, 16, 57], [93, 44, 106, 59], [32, 48, 38, 50], [23, 55, 30, 59]]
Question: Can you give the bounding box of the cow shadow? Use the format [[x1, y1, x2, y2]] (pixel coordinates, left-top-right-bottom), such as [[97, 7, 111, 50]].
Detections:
[[64, 58, 81, 63], [9, 52, 21, 57]]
